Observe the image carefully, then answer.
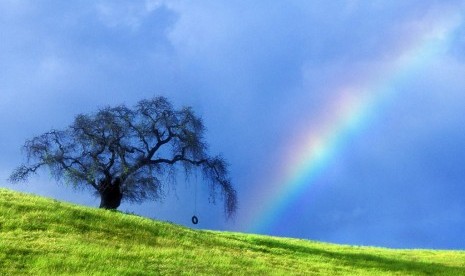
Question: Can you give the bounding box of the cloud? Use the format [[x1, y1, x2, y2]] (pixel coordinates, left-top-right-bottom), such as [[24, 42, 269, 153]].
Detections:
[[96, 0, 165, 30]]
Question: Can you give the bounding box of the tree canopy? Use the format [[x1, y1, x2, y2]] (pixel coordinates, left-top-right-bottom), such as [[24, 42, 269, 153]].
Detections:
[[10, 96, 237, 218]]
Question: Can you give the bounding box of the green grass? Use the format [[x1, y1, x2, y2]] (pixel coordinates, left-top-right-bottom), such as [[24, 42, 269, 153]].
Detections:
[[0, 188, 464, 275]]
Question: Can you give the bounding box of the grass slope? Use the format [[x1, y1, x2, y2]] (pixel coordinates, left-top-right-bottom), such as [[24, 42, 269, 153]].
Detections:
[[0, 188, 464, 275]]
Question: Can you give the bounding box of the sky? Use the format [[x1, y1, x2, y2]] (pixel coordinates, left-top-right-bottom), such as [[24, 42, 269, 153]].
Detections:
[[1, 0, 465, 250]]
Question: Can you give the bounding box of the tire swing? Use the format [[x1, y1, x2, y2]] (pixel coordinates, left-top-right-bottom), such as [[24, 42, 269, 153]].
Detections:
[[191, 174, 199, 225], [191, 215, 199, 225]]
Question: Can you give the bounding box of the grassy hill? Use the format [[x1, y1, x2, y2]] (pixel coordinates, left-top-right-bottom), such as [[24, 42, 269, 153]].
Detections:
[[0, 188, 464, 275]]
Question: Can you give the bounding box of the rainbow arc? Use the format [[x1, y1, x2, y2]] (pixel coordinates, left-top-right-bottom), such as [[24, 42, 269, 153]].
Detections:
[[247, 12, 463, 233]]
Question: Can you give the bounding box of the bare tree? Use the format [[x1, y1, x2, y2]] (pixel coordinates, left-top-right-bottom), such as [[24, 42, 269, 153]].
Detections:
[[9, 97, 237, 218]]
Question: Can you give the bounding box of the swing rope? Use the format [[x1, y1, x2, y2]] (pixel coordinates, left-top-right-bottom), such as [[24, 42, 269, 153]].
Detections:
[[194, 173, 198, 215]]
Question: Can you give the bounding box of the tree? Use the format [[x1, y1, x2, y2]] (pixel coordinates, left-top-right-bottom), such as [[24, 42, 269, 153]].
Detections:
[[9, 97, 237, 218]]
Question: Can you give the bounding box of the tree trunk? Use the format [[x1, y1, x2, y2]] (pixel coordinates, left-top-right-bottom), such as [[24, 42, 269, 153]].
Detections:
[[99, 177, 123, 209]]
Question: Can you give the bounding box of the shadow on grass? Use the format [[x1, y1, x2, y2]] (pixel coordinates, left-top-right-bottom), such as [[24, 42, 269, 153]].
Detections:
[[244, 237, 464, 275]]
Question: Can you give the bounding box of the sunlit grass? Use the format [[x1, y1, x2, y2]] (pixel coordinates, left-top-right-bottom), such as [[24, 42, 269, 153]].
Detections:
[[0, 188, 464, 275]]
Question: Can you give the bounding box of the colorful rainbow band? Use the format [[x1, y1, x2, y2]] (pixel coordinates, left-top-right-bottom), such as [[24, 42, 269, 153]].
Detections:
[[246, 12, 463, 234]]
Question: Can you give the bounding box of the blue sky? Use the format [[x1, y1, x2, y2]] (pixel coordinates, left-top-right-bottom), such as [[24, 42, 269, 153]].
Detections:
[[1, 0, 465, 249]]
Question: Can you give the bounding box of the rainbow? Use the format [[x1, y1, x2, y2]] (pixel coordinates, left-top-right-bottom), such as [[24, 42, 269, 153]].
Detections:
[[246, 11, 463, 234]]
